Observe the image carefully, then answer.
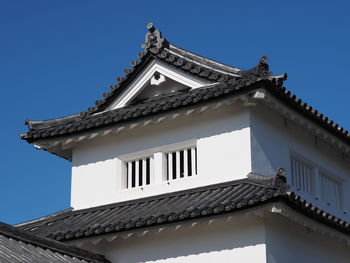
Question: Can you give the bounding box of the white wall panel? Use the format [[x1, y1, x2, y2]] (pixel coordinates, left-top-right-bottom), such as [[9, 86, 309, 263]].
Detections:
[[71, 103, 251, 209]]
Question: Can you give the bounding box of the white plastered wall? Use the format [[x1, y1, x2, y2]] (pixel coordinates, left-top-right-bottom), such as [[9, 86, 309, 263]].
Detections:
[[70, 208, 350, 263], [250, 104, 350, 220], [77, 214, 267, 263], [265, 214, 350, 263], [71, 103, 252, 209]]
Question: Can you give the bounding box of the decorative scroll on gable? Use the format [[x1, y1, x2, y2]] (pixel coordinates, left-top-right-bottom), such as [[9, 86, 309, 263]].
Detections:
[[105, 59, 210, 110]]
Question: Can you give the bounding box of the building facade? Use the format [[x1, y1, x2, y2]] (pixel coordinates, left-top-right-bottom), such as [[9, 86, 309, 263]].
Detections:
[[10, 24, 350, 262]]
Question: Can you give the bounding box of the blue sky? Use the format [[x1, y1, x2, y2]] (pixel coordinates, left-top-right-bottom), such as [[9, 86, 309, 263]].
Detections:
[[0, 0, 349, 224]]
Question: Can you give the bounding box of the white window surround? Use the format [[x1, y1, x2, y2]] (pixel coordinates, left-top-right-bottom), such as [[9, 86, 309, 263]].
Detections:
[[119, 140, 197, 190], [290, 151, 344, 211], [106, 60, 210, 110]]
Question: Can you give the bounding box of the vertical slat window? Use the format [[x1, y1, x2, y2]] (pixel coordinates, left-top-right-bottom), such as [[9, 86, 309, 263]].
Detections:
[[290, 158, 314, 195], [320, 173, 341, 209], [127, 162, 133, 189], [166, 147, 197, 181], [183, 149, 188, 178], [176, 151, 181, 179], [126, 157, 152, 189], [168, 153, 173, 181]]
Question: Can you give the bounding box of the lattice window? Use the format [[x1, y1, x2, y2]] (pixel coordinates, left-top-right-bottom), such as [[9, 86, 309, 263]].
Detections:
[[166, 147, 197, 180], [320, 173, 342, 208], [290, 154, 344, 211], [126, 157, 153, 188], [290, 158, 315, 195]]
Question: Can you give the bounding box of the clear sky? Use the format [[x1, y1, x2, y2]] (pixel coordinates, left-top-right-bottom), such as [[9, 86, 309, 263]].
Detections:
[[0, 0, 349, 224]]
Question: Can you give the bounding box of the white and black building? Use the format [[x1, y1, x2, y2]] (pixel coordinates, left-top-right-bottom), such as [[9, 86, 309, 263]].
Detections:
[[3, 23, 350, 262]]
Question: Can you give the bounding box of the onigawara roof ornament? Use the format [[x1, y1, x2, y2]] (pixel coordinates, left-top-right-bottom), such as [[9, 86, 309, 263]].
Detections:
[[21, 23, 350, 154], [142, 22, 168, 51], [240, 56, 272, 78]]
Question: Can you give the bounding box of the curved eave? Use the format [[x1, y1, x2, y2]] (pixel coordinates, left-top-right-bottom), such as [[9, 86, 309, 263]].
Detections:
[[17, 173, 350, 242], [20, 78, 275, 143], [21, 73, 350, 150]]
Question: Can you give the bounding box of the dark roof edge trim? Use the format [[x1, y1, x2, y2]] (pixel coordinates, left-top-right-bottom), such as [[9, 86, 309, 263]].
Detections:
[[280, 193, 350, 236], [0, 222, 110, 263], [267, 85, 350, 146]]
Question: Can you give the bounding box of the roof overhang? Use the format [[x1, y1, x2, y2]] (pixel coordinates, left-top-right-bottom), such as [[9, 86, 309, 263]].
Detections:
[[27, 85, 350, 161], [28, 89, 255, 161], [69, 203, 350, 249], [20, 23, 350, 159]]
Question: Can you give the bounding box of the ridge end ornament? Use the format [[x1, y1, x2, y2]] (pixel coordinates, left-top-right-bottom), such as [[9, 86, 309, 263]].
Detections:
[[142, 22, 168, 50], [240, 56, 273, 78]]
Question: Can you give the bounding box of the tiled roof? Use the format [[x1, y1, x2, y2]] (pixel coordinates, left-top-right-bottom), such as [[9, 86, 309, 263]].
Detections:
[[20, 23, 350, 147], [18, 172, 287, 241], [88, 22, 257, 115], [20, 22, 279, 140], [22, 79, 277, 142], [17, 172, 350, 242], [0, 222, 110, 263]]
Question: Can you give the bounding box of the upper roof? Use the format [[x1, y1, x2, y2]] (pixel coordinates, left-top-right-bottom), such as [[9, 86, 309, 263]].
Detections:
[[0, 221, 110, 263], [17, 171, 350, 242], [20, 23, 350, 150]]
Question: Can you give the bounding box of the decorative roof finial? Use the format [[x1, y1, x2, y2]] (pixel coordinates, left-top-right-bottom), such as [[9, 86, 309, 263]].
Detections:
[[142, 22, 167, 51], [240, 56, 272, 78]]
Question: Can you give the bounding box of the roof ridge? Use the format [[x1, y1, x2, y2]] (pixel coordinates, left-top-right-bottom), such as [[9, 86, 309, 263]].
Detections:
[[77, 23, 274, 116], [166, 43, 241, 75], [21, 23, 286, 144], [16, 207, 73, 228], [0, 222, 110, 263]]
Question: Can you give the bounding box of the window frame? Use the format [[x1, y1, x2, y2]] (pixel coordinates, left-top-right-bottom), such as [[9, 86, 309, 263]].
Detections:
[[119, 140, 197, 190]]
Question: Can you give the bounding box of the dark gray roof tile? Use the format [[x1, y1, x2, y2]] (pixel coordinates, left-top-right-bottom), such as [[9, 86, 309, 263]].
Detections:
[[18, 174, 287, 241], [21, 24, 350, 149], [0, 222, 110, 263], [17, 173, 350, 242]]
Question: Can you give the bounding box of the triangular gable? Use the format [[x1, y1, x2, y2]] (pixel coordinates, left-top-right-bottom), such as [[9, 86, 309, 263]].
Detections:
[[84, 23, 250, 116], [105, 59, 211, 110]]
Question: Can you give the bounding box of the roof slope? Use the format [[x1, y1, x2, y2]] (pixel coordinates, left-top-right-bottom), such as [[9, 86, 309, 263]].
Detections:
[[17, 172, 350, 242], [0, 222, 110, 263], [20, 23, 350, 147], [20, 22, 281, 140]]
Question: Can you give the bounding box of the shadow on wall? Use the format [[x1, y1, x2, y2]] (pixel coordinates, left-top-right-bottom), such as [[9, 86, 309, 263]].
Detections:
[[73, 103, 250, 166], [265, 214, 350, 263]]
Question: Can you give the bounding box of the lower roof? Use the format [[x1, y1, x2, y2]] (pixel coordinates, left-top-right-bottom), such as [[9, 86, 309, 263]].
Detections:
[[17, 172, 350, 242], [0, 221, 110, 263]]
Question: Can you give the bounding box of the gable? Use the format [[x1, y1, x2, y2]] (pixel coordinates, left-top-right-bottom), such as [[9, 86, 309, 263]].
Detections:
[[21, 23, 350, 159], [105, 59, 211, 110]]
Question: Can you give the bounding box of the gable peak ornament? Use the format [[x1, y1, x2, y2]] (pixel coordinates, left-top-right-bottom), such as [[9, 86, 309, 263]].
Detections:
[[142, 23, 168, 51]]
